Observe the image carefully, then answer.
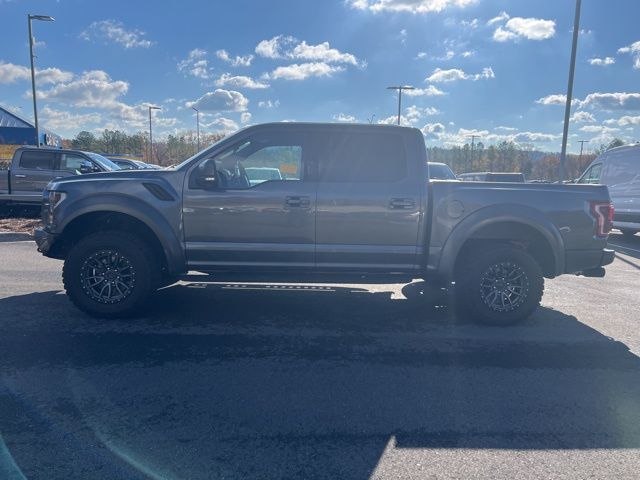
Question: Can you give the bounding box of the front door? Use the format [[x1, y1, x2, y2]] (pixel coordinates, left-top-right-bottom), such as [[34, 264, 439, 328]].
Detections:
[[182, 130, 316, 272]]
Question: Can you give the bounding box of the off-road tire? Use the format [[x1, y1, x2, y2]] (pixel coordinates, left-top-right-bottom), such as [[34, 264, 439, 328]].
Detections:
[[63, 230, 156, 318], [455, 246, 544, 326]]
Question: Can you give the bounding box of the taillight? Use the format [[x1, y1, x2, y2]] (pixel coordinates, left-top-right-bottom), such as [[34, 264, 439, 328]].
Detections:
[[590, 201, 614, 238]]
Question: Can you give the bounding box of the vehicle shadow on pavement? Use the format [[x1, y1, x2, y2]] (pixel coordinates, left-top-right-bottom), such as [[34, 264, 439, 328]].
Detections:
[[1, 285, 640, 479]]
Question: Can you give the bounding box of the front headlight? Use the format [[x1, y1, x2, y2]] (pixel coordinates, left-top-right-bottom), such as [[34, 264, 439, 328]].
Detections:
[[43, 190, 66, 226], [48, 190, 66, 209]]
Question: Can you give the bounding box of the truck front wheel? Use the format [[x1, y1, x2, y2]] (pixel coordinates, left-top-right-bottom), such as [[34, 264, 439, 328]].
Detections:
[[63, 231, 155, 318], [455, 246, 544, 326]]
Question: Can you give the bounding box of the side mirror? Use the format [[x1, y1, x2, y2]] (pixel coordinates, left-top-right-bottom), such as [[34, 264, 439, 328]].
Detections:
[[79, 160, 94, 174], [194, 160, 218, 189]]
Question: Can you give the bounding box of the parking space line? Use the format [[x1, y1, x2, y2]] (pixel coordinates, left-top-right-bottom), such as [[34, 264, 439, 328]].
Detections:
[[609, 243, 640, 254]]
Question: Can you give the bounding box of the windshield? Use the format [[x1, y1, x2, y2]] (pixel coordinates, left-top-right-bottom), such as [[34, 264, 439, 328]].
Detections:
[[83, 152, 122, 171]]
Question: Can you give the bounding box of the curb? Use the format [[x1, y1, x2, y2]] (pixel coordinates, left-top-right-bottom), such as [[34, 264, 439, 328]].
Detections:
[[0, 232, 34, 242]]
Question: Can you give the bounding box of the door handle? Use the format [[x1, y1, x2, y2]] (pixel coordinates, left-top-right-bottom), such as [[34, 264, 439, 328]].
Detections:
[[389, 198, 416, 210], [285, 196, 311, 208], [13, 174, 26, 178]]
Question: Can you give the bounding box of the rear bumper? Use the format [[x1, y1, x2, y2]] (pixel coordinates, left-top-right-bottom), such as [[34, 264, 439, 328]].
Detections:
[[565, 248, 615, 275], [34, 227, 56, 256]]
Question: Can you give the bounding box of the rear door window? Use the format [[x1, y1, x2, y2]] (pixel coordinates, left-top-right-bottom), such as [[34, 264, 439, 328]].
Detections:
[[318, 132, 407, 183], [18, 151, 55, 170]]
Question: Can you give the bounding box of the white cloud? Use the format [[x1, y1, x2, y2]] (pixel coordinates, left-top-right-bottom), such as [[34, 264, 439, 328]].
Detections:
[[405, 105, 440, 123], [404, 85, 446, 96], [256, 36, 363, 67], [255, 35, 297, 58], [258, 99, 280, 108], [215, 49, 254, 67], [186, 89, 249, 112], [580, 92, 640, 110], [589, 57, 615, 66], [240, 112, 252, 124], [426, 67, 494, 83], [203, 116, 239, 132], [509, 131, 560, 143], [177, 48, 211, 80], [487, 11, 509, 26], [214, 73, 269, 89], [495, 126, 517, 131], [570, 111, 596, 123], [333, 113, 357, 122], [421, 122, 446, 139], [267, 62, 345, 80], [40, 106, 102, 131], [347, 0, 479, 14], [492, 16, 556, 42], [604, 115, 640, 126], [536, 94, 573, 106], [460, 18, 479, 29], [579, 125, 619, 134], [618, 40, 640, 69], [378, 115, 409, 125], [292, 41, 361, 65], [80, 20, 154, 49], [0, 62, 73, 84], [37, 70, 129, 107]]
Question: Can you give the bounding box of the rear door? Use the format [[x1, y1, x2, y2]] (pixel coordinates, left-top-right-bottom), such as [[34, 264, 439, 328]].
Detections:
[[11, 150, 56, 198], [314, 128, 424, 272]]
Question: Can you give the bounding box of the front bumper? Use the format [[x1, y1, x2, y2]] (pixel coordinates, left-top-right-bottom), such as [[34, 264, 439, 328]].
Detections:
[[34, 228, 56, 256]]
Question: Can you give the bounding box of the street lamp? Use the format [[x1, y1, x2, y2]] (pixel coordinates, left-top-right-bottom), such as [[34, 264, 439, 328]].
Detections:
[[559, 0, 582, 182], [28, 14, 54, 147], [192, 106, 200, 152], [387, 86, 415, 125], [148, 105, 161, 162]]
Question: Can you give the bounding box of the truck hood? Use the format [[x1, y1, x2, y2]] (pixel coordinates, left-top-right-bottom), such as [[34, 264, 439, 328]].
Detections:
[[49, 169, 170, 187]]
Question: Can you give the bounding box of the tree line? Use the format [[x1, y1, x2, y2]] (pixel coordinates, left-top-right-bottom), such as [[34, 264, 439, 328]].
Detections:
[[63, 129, 626, 180], [63, 129, 225, 166]]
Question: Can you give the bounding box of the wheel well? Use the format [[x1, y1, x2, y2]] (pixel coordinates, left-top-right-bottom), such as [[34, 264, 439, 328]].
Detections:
[[54, 211, 169, 276], [454, 222, 557, 278]]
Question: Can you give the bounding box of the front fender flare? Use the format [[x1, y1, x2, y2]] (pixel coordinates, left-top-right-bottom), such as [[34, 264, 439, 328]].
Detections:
[[56, 194, 185, 275]]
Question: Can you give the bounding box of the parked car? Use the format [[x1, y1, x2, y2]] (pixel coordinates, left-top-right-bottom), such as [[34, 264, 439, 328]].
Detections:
[[35, 123, 614, 325], [109, 158, 160, 170], [245, 166, 283, 186], [578, 144, 640, 238], [0, 147, 120, 206], [458, 172, 526, 183], [428, 162, 457, 180]]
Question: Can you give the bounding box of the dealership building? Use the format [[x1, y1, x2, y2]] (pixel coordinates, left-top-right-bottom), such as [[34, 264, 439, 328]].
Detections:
[[0, 105, 61, 161]]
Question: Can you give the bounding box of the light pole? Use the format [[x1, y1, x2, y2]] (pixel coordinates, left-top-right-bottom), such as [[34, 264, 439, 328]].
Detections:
[[148, 105, 161, 162], [559, 0, 582, 182], [192, 106, 200, 152], [28, 14, 54, 147], [387, 86, 415, 125], [467, 134, 480, 171]]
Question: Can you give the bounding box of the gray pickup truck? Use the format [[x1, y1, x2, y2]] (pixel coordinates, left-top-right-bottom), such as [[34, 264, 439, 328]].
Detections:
[[0, 147, 120, 206], [35, 123, 615, 324]]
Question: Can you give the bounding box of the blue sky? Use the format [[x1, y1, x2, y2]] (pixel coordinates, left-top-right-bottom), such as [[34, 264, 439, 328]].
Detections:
[[2, 0, 640, 152]]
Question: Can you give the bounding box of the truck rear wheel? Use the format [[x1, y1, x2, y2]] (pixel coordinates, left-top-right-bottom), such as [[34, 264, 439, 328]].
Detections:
[[455, 246, 544, 326], [63, 231, 156, 318]]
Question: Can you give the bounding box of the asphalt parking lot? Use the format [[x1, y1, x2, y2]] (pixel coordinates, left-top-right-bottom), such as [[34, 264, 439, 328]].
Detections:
[[1, 233, 639, 479]]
